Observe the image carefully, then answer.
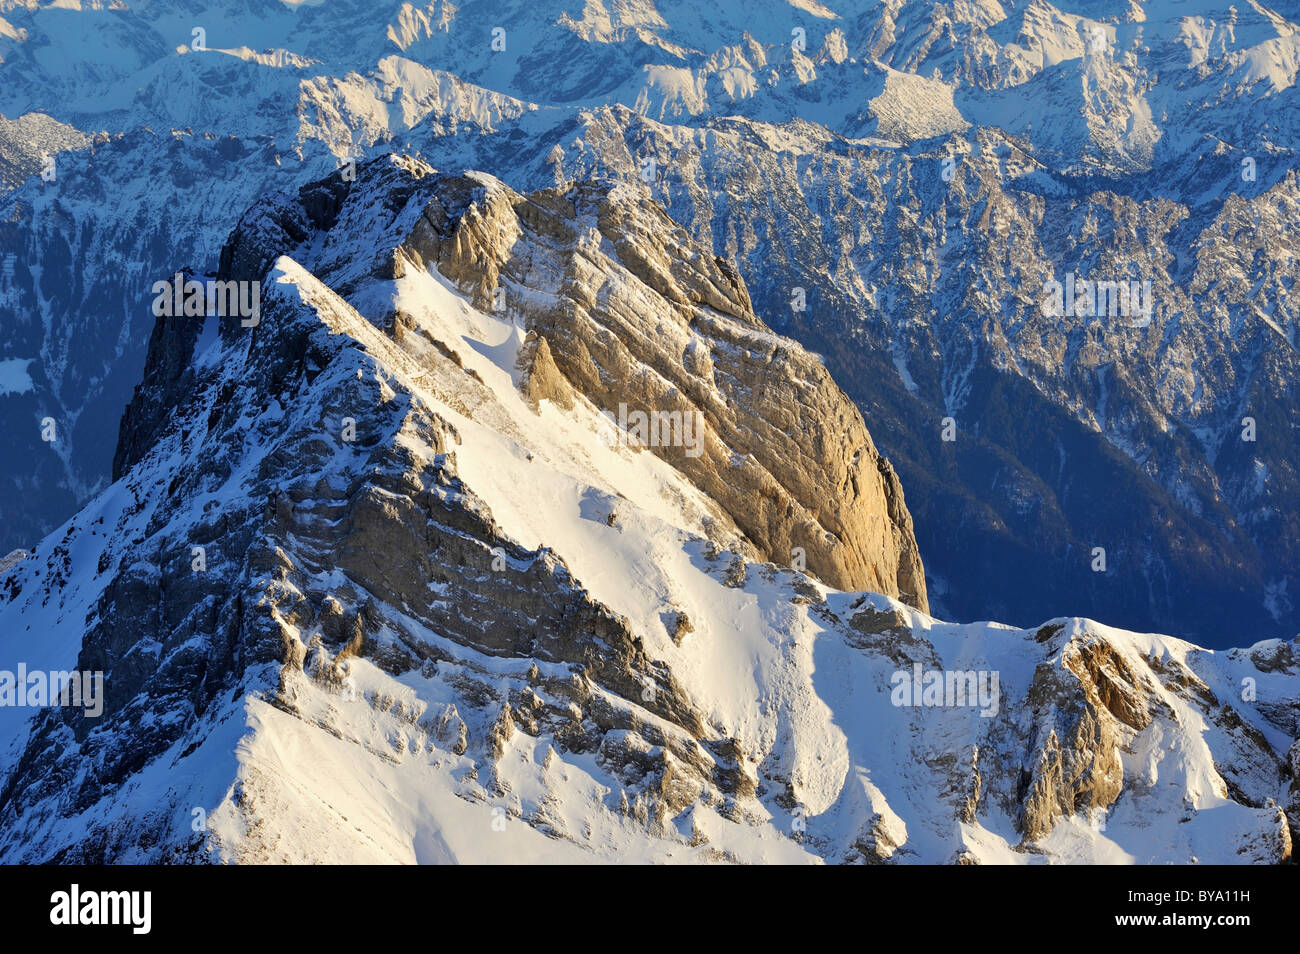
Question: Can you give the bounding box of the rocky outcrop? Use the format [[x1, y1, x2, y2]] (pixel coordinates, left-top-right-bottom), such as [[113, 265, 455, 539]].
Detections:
[[207, 156, 927, 607], [394, 162, 925, 606]]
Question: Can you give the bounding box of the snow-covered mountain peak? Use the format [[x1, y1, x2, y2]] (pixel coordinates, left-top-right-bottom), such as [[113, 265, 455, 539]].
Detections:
[[0, 157, 1295, 864]]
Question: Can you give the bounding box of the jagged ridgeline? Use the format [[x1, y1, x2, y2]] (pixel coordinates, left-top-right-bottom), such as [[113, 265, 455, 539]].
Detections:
[[0, 157, 1294, 863]]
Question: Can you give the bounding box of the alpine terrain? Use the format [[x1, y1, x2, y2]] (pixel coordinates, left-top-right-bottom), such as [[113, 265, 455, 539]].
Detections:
[[2, 0, 1300, 645], [0, 157, 1294, 863], [0, 0, 1296, 867]]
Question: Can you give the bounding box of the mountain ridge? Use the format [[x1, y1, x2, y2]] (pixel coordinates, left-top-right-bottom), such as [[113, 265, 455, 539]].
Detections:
[[0, 156, 1295, 864]]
